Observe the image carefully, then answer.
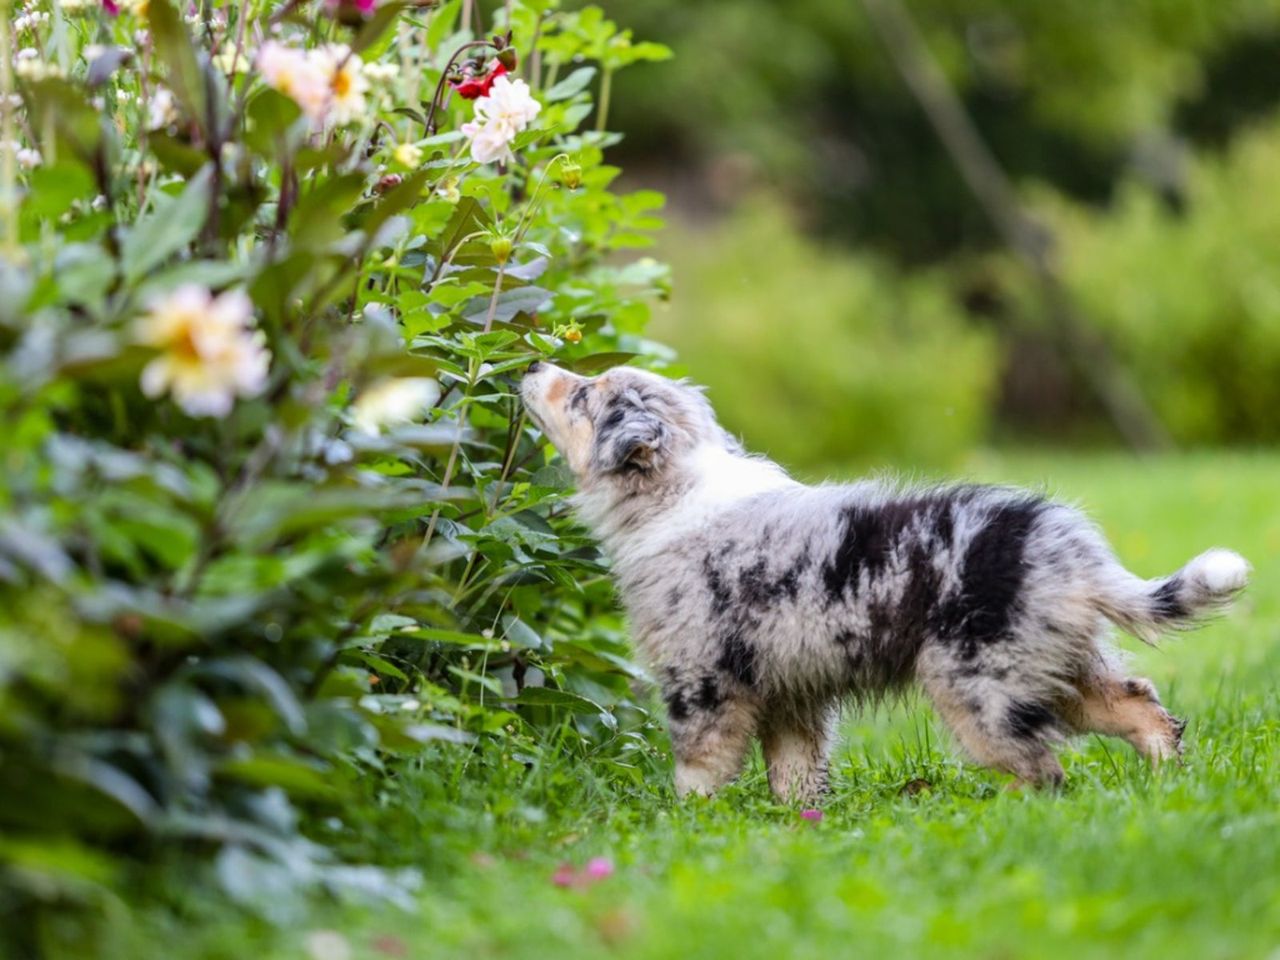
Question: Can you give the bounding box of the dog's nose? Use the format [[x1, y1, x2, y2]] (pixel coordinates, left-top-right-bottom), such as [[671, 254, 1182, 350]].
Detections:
[[527, 359, 544, 374]]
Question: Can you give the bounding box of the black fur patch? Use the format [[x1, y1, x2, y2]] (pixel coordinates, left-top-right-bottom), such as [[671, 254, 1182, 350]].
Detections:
[[821, 493, 961, 605], [702, 554, 733, 616], [718, 631, 757, 687], [737, 552, 810, 610], [694, 675, 723, 711], [664, 687, 690, 722], [935, 498, 1044, 658], [1006, 700, 1057, 740], [1151, 576, 1187, 620]]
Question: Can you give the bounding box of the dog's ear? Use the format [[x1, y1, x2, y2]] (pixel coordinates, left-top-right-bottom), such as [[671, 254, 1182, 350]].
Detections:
[[594, 406, 666, 475]]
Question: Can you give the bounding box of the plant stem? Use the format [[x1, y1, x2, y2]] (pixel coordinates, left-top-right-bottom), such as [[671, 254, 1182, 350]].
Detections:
[[0, 0, 18, 262], [594, 67, 613, 133], [482, 263, 505, 333]]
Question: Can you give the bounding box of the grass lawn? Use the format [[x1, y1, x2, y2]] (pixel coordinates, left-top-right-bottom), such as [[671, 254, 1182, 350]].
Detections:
[[160, 451, 1280, 960]]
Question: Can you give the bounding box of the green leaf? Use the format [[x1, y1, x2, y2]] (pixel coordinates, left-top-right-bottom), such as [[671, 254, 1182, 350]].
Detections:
[[352, 1, 410, 56], [290, 172, 367, 250], [20, 161, 95, 223], [429, 196, 491, 261], [244, 88, 303, 159], [545, 66, 597, 102], [514, 687, 616, 729], [565, 351, 638, 374], [121, 166, 213, 285], [149, 0, 208, 132]]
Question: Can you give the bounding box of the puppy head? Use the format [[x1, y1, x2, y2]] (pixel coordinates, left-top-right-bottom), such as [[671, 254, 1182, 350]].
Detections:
[[520, 361, 722, 491]]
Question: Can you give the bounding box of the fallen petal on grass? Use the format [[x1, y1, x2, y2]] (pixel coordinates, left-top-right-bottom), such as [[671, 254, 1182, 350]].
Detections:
[[584, 856, 615, 880]]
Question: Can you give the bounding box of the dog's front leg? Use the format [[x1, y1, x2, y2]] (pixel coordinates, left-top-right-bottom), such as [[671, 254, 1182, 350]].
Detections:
[[761, 705, 835, 804], [668, 695, 760, 798]]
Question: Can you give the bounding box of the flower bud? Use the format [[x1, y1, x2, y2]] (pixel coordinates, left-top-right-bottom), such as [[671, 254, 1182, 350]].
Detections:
[[564, 327, 582, 344], [559, 161, 583, 191], [393, 142, 422, 168], [489, 235, 513, 265], [375, 174, 403, 194], [496, 47, 518, 71]]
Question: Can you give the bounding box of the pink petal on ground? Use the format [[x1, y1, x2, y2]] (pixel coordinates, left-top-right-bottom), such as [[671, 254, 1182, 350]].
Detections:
[[584, 856, 614, 880], [800, 808, 824, 822]]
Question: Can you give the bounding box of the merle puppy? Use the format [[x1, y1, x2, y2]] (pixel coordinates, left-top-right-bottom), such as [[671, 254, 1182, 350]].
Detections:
[[520, 361, 1250, 800]]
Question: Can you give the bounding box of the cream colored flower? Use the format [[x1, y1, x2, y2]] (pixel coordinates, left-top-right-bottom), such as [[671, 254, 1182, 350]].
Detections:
[[351, 378, 441, 434], [312, 44, 368, 126], [362, 61, 399, 84], [257, 40, 328, 125], [135, 285, 270, 418], [214, 41, 250, 75]]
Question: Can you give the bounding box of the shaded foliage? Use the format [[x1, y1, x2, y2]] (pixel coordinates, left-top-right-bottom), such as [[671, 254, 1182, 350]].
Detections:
[[0, 0, 670, 953]]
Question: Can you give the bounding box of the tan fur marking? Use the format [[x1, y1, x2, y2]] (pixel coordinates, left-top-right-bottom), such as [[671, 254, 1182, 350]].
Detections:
[[545, 377, 569, 405], [1068, 675, 1183, 764]]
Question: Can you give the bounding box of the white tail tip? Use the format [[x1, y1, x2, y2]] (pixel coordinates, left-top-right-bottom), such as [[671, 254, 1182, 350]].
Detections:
[[1188, 549, 1250, 594]]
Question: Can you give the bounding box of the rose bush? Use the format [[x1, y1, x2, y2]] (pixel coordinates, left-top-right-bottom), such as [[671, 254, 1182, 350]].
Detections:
[[0, 0, 671, 951]]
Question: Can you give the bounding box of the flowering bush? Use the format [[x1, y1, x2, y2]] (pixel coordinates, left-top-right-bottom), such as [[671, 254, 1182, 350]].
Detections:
[[0, 0, 670, 948]]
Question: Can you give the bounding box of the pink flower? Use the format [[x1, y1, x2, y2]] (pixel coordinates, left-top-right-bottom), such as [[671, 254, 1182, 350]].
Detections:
[[552, 857, 615, 888], [103, 0, 120, 12], [324, 0, 376, 19], [584, 857, 614, 880], [800, 809, 823, 822]]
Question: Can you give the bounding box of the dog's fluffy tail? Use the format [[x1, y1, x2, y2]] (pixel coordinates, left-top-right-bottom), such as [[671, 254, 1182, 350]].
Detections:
[[1098, 548, 1250, 644]]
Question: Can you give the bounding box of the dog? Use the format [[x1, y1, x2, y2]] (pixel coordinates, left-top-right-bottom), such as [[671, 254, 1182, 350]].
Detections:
[[520, 361, 1250, 800]]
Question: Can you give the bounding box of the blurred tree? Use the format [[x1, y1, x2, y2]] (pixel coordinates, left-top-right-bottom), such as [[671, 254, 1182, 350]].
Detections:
[[597, 0, 1280, 262]]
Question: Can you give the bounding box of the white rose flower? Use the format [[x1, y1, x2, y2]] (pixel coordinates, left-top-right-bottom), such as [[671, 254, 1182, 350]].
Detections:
[[461, 75, 541, 165]]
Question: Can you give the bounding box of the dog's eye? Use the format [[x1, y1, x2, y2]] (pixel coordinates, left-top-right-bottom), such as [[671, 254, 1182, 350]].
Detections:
[[601, 407, 627, 430]]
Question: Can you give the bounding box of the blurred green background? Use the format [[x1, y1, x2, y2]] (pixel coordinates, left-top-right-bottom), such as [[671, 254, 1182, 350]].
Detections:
[[595, 0, 1280, 473]]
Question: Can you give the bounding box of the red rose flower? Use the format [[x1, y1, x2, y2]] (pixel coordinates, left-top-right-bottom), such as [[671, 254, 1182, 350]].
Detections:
[[451, 62, 507, 100]]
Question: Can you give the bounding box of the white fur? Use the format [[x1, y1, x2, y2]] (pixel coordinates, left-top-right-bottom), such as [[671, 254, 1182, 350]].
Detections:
[[1188, 549, 1250, 594]]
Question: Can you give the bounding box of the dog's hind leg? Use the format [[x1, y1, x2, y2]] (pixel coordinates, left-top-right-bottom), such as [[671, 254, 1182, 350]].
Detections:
[[917, 647, 1066, 788], [761, 702, 836, 804], [1063, 671, 1184, 764], [668, 693, 760, 798]]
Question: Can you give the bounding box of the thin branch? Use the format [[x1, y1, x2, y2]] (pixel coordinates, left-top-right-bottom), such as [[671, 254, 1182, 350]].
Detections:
[[860, 0, 1170, 452]]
